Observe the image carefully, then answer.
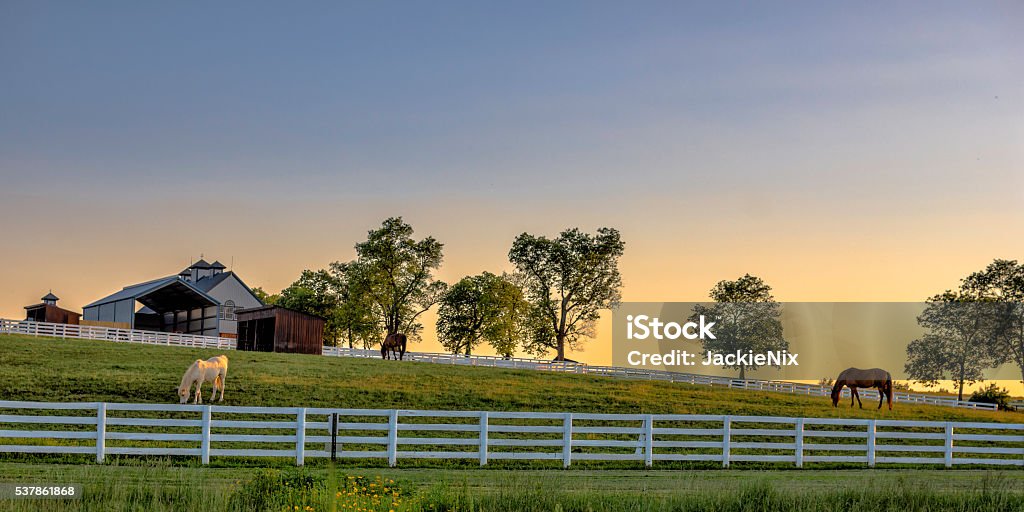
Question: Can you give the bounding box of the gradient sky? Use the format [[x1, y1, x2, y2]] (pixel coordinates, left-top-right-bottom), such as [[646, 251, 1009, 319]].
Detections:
[[2, 2, 1022, 371]]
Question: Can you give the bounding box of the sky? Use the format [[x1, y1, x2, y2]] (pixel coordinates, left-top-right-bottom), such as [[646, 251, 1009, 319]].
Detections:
[[1, 2, 1022, 382]]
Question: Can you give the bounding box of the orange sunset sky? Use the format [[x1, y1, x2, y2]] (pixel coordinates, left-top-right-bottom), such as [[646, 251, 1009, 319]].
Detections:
[[1, 3, 1022, 392]]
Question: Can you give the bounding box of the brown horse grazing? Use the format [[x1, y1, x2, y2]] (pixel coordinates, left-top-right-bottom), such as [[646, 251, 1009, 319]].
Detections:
[[381, 333, 407, 360], [831, 368, 893, 410]]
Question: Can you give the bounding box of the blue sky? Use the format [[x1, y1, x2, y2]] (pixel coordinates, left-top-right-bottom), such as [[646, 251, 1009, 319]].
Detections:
[[3, 2, 1019, 201]]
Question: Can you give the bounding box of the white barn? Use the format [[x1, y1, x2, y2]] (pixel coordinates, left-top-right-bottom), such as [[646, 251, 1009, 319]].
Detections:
[[81, 259, 263, 338]]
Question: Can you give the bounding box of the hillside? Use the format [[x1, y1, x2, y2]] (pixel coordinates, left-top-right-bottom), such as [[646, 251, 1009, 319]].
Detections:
[[0, 334, 1017, 423]]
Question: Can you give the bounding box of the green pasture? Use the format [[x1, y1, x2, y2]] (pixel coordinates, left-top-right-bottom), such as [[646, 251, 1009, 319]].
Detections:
[[0, 334, 1018, 422]]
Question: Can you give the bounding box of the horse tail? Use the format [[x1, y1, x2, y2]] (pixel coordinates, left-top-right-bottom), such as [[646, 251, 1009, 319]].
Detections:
[[885, 372, 893, 409]]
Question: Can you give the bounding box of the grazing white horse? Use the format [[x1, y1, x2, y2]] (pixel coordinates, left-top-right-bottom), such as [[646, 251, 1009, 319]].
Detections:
[[177, 355, 229, 404]]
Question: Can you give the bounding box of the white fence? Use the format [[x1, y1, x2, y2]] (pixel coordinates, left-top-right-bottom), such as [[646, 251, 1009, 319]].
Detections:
[[0, 319, 999, 411], [0, 400, 1020, 468], [0, 318, 235, 350], [323, 347, 998, 411]]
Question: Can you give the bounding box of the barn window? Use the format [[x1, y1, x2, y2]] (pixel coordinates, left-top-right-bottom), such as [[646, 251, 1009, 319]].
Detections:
[[220, 300, 236, 321]]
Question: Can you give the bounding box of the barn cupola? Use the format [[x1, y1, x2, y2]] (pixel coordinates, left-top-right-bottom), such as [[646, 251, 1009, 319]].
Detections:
[[210, 261, 226, 276], [41, 292, 59, 306], [190, 259, 214, 281]]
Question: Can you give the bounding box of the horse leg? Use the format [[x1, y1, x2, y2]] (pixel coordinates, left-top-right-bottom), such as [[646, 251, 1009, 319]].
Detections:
[[194, 383, 202, 404], [219, 371, 226, 402], [877, 386, 884, 410], [854, 388, 863, 409], [211, 376, 220, 402]]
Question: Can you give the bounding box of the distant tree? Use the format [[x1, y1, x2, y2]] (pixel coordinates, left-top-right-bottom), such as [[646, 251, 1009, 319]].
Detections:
[[251, 287, 280, 306], [436, 272, 533, 357], [277, 269, 342, 343], [485, 273, 537, 358], [329, 261, 379, 349], [509, 227, 624, 360], [344, 217, 447, 342], [905, 290, 1004, 400], [960, 259, 1024, 385], [689, 274, 788, 380], [436, 273, 502, 356], [968, 383, 1012, 410]]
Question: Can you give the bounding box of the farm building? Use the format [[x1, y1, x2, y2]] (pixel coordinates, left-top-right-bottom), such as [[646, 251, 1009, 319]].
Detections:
[[236, 306, 325, 355], [24, 292, 81, 325], [81, 259, 262, 338]]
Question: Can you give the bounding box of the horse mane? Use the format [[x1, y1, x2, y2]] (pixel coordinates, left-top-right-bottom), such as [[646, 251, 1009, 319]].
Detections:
[[179, 360, 201, 390], [830, 378, 844, 397]]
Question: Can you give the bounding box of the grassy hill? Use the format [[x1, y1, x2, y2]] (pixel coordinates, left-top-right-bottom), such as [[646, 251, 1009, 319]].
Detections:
[[0, 334, 1018, 422]]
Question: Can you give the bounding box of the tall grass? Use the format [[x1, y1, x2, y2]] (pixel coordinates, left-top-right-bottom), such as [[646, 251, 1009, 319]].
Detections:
[[3, 466, 1021, 512]]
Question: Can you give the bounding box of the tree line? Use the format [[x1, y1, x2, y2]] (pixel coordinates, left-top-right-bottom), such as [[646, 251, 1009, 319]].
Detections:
[[905, 259, 1024, 400], [252, 218, 1024, 395], [253, 217, 625, 361]]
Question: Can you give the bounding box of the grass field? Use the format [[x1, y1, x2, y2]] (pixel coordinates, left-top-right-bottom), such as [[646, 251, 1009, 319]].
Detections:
[[2, 334, 1023, 510], [1, 463, 1022, 511], [0, 333, 1019, 423]]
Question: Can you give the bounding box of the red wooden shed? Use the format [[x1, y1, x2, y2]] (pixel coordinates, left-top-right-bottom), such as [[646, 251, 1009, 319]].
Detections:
[[236, 306, 325, 355]]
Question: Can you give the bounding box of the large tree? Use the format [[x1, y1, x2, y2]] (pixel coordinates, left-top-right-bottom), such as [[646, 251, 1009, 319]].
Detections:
[[436, 272, 533, 356], [906, 290, 1006, 400], [509, 227, 624, 360], [960, 259, 1024, 385], [346, 217, 446, 342], [689, 274, 788, 380]]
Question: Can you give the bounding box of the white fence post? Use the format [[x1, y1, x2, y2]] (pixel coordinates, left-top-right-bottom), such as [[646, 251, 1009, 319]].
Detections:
[[562, 413, 573, 468], [295, 408, 306, 466], [387, 410, 399, 467], [944, 423, 954, 468], [201, 406, 211, 465], [867, 420, 876, 468], [722, 415, 731, 468], [479, 411, 488, 466], [643, 415, 654, 468], [95, 402, 106, 463], [795, 418, 804, 468]]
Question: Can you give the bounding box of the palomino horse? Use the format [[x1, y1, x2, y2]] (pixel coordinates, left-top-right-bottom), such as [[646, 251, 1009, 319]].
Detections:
[[381, 333, 408, 360], [831, 367, 893, 410], [177, 355, 229, 404]]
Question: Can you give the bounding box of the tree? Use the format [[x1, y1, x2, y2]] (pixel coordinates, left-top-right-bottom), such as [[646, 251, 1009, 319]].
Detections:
[[689, 274, 788, 380], [345, 217, 446, 342], [277, 269, 342, 343], [509, 227, 624, 360], [485, 273, 537, 358], [960, 259, 1024, 385], [905, 290, 1004, 400], [329, 261, 379, 349], [436, 272, 533, 357], [436, 273, 501, 356], [251, 287, 280, 306]]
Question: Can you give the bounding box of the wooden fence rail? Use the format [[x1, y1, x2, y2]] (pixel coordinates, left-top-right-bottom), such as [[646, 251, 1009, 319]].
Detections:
[[0, 401, 1020, 468], [1, 319, 999, 411]]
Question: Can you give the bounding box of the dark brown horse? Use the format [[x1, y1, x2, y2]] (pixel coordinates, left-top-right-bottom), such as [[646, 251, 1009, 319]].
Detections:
[[381, 333, 407, 360], [831, 367, 893, 410]]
